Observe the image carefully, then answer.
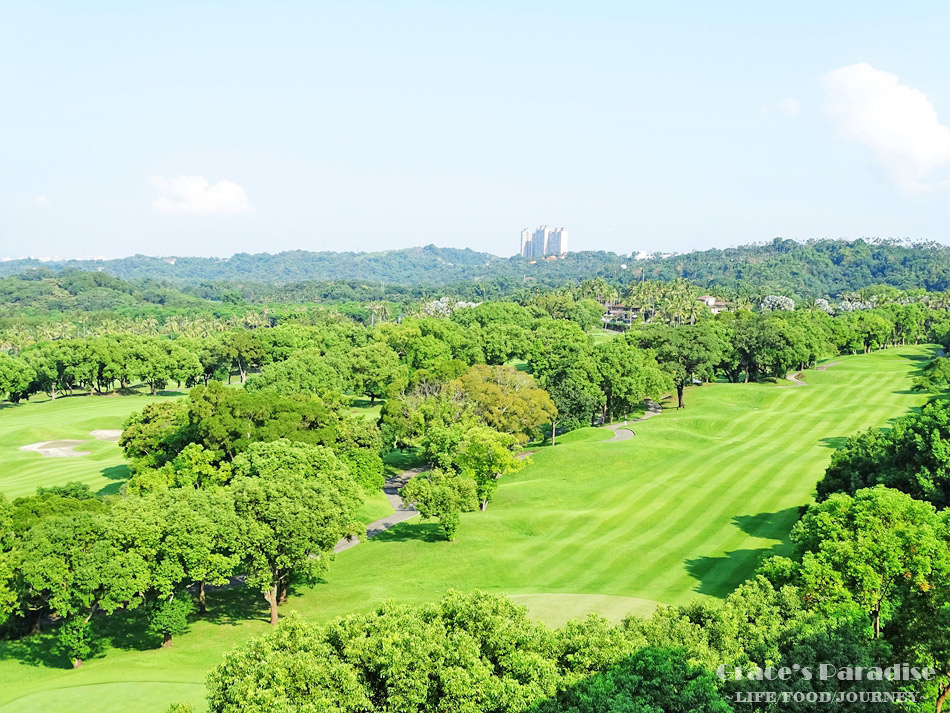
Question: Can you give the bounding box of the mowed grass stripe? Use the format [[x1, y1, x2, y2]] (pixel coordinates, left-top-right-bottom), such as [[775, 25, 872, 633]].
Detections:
[[553, 379, 838, 591]]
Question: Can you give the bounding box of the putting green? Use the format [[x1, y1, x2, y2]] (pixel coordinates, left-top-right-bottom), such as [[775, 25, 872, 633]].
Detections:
[[0, 345, 934, 713]]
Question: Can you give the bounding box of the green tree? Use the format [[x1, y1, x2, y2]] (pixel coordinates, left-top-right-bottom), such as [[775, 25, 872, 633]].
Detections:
[[595, 336, 671, 422], [0, 352, 34, 402], [533, 646, 730, 713], [817, 399, 950, 508], [455, 364, 557, 443], [20, 512, 149, 666], [206, 591, 564, 713], [913, 356, 950, 393], [791, 487, 950, 638], [351, 341, 406, 404], [637, 324, 722, 408], [454, 425, 525, 510], [399, 469, 479, 540], [229, 467, 361, 624]]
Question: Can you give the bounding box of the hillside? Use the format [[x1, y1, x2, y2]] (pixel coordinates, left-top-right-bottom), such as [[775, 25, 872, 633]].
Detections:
[[6, 238, 950, 298]]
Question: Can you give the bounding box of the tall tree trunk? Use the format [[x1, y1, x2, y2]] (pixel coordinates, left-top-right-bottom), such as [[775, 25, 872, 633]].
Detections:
[[936, 682, 950, 713], [677, 384, 685, 409], [163, 631, 173, 647], [197, 581, 207, 615], [278, 579, 288, 605], [265, 586, 279, 625], [480, 499, 488, 511], [551, 420, 556, 446]]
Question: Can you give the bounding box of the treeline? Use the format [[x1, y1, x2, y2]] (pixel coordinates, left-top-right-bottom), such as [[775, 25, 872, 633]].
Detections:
[[10, 238, 950, 297]]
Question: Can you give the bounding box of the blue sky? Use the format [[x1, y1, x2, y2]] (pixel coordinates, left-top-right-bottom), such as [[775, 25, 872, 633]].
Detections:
[[3, 1, 950, 258]]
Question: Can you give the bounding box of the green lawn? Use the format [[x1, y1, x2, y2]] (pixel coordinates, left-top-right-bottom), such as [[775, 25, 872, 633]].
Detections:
[[0, 345, 934, 713], [0, 390, 186, 499]]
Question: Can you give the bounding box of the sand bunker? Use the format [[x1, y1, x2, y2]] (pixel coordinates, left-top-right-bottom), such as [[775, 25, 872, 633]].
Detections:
[[90, 429, 123, 442], [20, 440, 92, 458]]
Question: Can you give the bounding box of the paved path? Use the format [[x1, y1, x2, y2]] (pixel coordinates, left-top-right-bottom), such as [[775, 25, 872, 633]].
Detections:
[[632, 399, 663, 421], [334, 468, 421, 553], [782, 372, 808, 387], [604, 424, 636, 441]]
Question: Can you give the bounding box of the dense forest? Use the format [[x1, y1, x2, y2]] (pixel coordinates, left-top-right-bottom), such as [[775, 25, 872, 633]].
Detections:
[[9, 238, 950, 297]]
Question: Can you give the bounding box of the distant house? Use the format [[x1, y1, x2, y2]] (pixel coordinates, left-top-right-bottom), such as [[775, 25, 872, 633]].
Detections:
[[697, 295, 728, 314]]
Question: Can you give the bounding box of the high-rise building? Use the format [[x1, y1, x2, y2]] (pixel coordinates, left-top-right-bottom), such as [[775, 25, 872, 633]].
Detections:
[[520, 225, 568, 257]]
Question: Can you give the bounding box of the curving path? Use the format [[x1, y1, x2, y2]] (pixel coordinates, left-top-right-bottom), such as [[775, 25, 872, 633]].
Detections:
[[782, 372, 808, 387], [604, 424, 636, 442], [334, 468, 420, 553]]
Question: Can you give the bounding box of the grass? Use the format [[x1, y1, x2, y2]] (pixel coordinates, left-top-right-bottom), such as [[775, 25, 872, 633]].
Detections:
[[0, 390, 186, 499], [0, 345, 934, 713]]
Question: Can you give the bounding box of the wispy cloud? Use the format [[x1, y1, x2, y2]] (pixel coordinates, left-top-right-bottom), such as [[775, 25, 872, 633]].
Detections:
[[33, 194, 52, 209], [822, 62, 950, 191], [151, 175, 251, 215]]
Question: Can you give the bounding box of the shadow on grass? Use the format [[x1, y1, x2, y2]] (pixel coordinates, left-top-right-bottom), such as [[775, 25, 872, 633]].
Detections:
[[0, 630, 67, 668], [201, 586, 271, 626], [382, 448, 423, 477], [685, 545, 788, 598], [372, 521, 447, 543], [96, 464, 131, 496], [351, 397, 382, 409], [818, 435, 849, 450], [684, 507, 800, 598], [0, 584, 274, 670]]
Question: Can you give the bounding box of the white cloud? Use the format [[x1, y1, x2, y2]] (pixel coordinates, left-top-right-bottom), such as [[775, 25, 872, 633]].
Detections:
[[151, 175, 251, 215], [822, 62, 950, 191], [33, 194, 52, 209]]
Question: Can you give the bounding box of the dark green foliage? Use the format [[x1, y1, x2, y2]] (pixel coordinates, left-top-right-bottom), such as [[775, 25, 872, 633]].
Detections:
[[533, 647, 731, 713], [818, 400, 950, 507]]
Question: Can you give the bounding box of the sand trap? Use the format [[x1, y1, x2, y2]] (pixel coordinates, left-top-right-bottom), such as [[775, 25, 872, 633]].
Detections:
[[90, 429, 122, 442], [20, 440, 92, 458]]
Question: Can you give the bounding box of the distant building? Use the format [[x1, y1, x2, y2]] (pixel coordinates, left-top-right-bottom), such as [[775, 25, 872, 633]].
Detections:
[[697, 295, 729, 315], [520, 225, 568, 257]]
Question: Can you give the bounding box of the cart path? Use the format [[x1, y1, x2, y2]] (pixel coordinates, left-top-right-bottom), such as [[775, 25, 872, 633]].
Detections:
[[334, 468, 421, 553]]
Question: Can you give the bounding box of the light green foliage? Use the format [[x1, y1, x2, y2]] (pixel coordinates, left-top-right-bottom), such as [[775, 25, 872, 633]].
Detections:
[[0, 352, 34, 402], [913, 356, 950, 392], [220, 330, 265, 383], [454, 425, 524, 510], [20, 511, 150, 665], [533, 646, 731, 713], [245, 350, 347, 396], [149, 594, 194, 646], [791, 487, 950, 637], [206, 592, 563, 713], [0, 494, 16, 626], [636, 323, 722, 408], [399, 469, 479, 540], [818, 397, 950, 507]]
